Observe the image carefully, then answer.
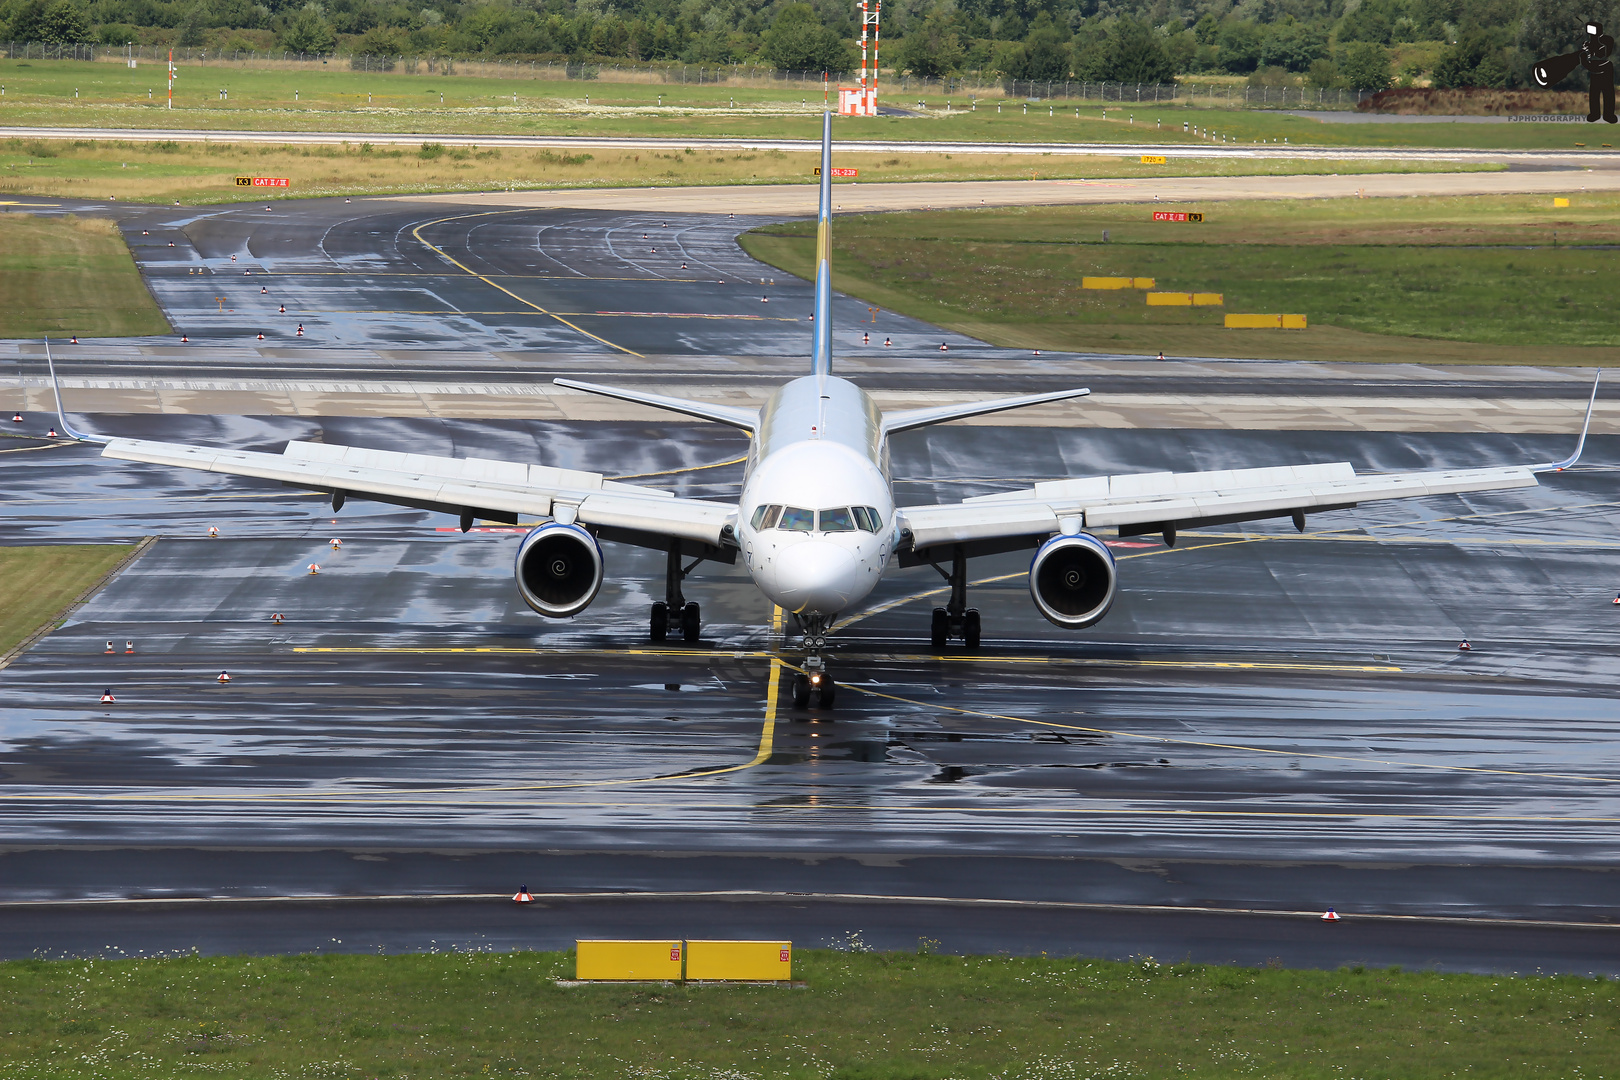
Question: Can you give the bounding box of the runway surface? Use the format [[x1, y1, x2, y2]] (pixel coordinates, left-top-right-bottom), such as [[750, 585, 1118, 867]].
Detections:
[[3, 185, 1619, 971], [4, 414, 1620, 970]]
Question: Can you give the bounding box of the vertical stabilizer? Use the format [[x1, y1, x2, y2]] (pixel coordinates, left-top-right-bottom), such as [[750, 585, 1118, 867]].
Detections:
[[811, 111, 834, 376]]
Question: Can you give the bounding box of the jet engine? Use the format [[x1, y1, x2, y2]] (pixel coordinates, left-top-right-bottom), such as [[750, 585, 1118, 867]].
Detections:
[[514, 522, 603, 618], [1028, 532, 1117, 629]]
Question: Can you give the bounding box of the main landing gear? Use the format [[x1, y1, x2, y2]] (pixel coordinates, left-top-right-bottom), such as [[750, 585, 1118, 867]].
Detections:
[[790, 612, 836, 709], [929, 546, 981, 649], [649, 543, 702, 644]]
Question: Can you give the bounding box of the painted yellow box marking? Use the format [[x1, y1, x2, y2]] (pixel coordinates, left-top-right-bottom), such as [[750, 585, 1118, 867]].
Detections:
[[576, 940, 684, 981], [685, 940, 793, 981]]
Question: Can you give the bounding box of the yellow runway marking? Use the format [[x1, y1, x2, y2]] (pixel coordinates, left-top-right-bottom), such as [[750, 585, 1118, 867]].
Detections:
[[410, 210, 641, 357], [287, 644, 1391, 673], [609, 455, 746, 482]]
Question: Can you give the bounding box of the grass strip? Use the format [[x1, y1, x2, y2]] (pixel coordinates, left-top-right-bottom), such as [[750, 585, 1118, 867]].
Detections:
[[0, 947, 1613, 1077], [0, 213, 169, 337], [0, 544, 135, 657], [0, 136, 1495, 205], [741, 193, 1620, 364], [0, 59, 1611, 150]]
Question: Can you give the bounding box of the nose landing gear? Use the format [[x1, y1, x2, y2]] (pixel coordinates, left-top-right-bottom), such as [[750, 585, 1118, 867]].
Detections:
[[791, 657, 836, 709], [929, 546, 981, 649], [790, 612, 836, 709], [650, 542, 702, 644]]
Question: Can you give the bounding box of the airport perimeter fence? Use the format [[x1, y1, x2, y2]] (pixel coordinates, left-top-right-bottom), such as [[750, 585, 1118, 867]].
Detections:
[[999, 78, 1373, 109], [3, 43, 1373, 107]]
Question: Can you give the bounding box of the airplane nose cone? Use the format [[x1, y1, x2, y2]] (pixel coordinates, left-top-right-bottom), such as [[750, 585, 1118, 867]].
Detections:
[[773, 541, 861, 614]]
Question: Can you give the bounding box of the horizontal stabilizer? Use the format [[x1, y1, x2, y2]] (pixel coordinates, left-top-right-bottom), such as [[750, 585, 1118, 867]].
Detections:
[[881, 387, 1090, 436], [553, 378, 758, 432]]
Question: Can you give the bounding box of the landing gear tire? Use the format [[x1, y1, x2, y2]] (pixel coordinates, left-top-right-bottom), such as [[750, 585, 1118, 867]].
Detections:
[[963, 608, 981, 650], [650, 601, 668, 642], [930, 607, 948, 649], [790, 671, 835, 709], [680, 601, 701, 644]]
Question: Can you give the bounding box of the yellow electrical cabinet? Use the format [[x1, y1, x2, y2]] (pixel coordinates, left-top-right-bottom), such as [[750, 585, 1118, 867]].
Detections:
[[1081, 276, 1132, 289], [685, 940, 793, 981], [1554, 197, 1570, 207], [1192, 293, 1224, 306], [1225, 314, 1306, 329], [575, 940, 684, 981]]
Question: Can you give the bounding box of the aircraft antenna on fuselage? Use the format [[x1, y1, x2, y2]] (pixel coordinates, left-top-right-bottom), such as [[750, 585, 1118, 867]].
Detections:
[[811, 110, 834, 377]]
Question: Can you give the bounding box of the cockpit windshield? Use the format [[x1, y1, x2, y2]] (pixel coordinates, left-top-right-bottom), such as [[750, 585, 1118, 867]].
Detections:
[[751, 504, 884, 534], [819, 508, 857, 532], [778, 507, 816, 532]]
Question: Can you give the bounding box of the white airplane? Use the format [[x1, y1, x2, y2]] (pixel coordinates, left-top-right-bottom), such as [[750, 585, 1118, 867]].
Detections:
[[47, 113, 1598, 710]]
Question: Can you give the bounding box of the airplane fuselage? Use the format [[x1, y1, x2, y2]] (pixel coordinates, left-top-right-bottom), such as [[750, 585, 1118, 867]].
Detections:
[[737, 374, 897, 619]]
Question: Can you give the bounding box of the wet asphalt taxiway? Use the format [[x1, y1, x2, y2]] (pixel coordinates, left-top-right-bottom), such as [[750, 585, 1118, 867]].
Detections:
[[4, 413, 1620, 972]]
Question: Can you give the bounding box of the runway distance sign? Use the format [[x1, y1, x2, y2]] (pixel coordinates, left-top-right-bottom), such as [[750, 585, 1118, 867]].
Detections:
[[1140, 155, 1167, 164], [813, 167, 859, 177], [1152, 210, 1204, 223], [234, 176, 291, 187]]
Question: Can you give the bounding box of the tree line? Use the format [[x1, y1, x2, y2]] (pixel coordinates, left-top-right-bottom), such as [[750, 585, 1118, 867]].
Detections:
[[0, 0, 1611, 90]]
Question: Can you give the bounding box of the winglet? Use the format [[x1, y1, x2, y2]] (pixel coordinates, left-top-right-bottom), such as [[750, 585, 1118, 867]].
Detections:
[[1532, 369, 1600, 473], [810, 110, 834, 377], [43, 338, 107, 444]]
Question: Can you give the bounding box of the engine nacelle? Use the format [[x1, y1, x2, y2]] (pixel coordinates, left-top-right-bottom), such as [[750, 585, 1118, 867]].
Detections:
[[514, 522, 603, 618], [1028, 532, 1117, 629]]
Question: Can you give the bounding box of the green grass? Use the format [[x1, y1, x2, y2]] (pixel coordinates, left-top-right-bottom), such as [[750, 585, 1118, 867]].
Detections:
[[0, 58, 1612, 151], [0, 213, 168, 338], [742, 193, 1620, 364], [0, 948, 1614, 1077], [0, 135, 1497, 205], [0, 544, 133, 655]]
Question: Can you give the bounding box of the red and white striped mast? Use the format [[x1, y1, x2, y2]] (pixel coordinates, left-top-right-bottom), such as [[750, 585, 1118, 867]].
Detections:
[[857, 0, 880, 116]]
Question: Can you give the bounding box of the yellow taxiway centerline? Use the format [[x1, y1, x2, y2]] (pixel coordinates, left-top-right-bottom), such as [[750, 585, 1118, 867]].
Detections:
[[409, 209, 642, 357]]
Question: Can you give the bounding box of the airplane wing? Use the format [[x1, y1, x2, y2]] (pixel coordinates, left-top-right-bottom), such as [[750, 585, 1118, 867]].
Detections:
[[45, 343, 739, 556], [97, 437, 736, 550], [894, 376, 1600, 566]]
